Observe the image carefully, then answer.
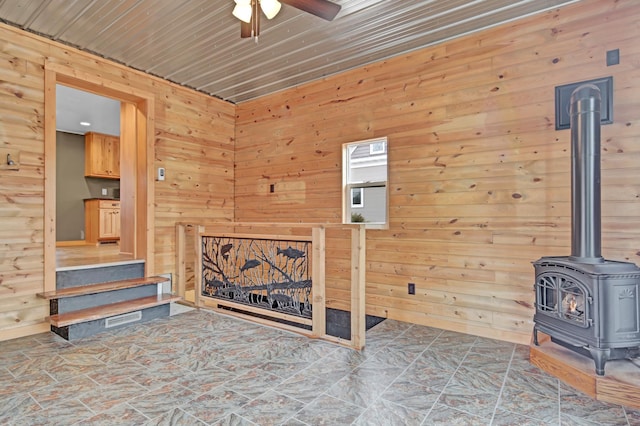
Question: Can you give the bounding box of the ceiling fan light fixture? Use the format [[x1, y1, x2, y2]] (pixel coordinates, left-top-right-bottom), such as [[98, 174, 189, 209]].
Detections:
[[232, 0, 252, 23], [260, 0, 281, 19]]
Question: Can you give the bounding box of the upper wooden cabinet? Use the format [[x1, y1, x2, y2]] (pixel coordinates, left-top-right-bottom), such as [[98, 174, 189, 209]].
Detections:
[[84, 132, 120, 179]]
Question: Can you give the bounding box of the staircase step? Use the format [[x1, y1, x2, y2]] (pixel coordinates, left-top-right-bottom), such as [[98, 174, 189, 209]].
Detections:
[[37, 276, 168, 300], [48, 294, 181, 327]]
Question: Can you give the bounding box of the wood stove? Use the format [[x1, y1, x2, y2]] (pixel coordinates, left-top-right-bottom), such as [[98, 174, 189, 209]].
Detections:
[[533, 84, 640, 375]]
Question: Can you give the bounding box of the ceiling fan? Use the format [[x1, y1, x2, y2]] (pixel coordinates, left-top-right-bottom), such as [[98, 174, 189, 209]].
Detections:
[[232, 0, 341, 40]]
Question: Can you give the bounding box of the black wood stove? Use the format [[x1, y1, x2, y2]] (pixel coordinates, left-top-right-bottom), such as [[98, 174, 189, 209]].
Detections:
[[533, 84, 640, 376]]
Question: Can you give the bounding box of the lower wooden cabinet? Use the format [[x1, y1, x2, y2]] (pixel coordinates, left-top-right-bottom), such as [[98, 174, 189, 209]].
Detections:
[[85, 199, 120, 244]]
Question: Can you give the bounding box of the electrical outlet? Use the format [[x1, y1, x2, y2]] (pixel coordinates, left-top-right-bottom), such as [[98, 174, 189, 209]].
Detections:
[[101, 188, 108, 196], [408, 283, 415, 295]]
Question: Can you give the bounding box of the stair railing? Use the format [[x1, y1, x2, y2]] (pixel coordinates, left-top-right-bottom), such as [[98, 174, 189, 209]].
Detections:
[[175, 222, 366, 349]]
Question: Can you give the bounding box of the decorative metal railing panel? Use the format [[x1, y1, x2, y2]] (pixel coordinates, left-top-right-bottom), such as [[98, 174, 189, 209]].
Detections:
[[201, 236, 312, 318]]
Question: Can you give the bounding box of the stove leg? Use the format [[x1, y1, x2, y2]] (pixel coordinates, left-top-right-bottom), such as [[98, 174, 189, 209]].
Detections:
[[533, 326, 540, 346], [588, 347, 610, 376]]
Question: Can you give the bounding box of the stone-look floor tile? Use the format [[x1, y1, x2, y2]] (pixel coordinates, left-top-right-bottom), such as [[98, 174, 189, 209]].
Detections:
[[58, 341, 111, 357], [7, 354, 67, 378], [0, 367, 13, 381], [45, 353, 106, 381], [1, 336, 42, 353], [560, 393, 628, 425], [257, 358, 313, 380], [87, 360, 146, 385], [127, 361, 192, 389], [626, 408, 640, 426], [430, 330, 477, 352], [213, 413, 259, 426], [381, 379, 441, 413], [455, 363, 507, 386], [0, 350, 29, 368], [82, 403, 151, 426], [0, 369, 57, 397], [294, 394, 364, 425], [470, 337, 516, 360], [398, 365, 452, 391], [176, 367, 237, 394], [327, 346, 369, 368], [326, 370, 392, 408], [11, 398, 95, 426], [145, 407, 208, 426], [303, 356, 354, 382], [423, 403, 488, 426], [95, 343, 149, 363], [412, 348, 464, 372], [352, 359, 405, 385], [18, 340, 74, 358], [128, 383, 196, 419], [496, 389, 559, 423], [226, 369, 284, 399], [366, 345, 421, 367], [502, 370, 559, 399], [399, 324, 442, 340], [492, 408, 557, 426], [438, 374, 500, 420], [173, 348, 230, 371], [29, 375, 99, 408], [461, 352, 511, 375], [238, 390, 306, 425], [368, 319, 412, 335], [1, 311, 635, 425], [181, 387, 250, 424], [0, 393, 41, 424], [277, 367, 345, 402], [279, 418, 308, 426], [79, 377, 148, 412], [354, 397, 426, 426]]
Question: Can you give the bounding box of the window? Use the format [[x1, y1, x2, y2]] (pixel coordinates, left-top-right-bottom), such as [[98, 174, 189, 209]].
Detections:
[[342, 137, 388, 228], [351, 188, 363, 208], [370, 141, 386, 155]]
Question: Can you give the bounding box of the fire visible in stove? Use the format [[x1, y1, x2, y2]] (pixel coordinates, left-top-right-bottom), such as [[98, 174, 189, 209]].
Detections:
[[536, 273, 588, 328], [562, 291, 584, 321]]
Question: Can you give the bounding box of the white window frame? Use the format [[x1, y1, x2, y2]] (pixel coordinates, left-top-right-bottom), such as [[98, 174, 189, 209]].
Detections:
[[342, 137, 389, 229]]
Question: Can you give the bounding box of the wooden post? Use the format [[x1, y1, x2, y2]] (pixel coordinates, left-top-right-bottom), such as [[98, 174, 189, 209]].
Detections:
[[311, 226, 326, 338], [194, 225, 205, 308], [351, 225, 366, 350], [175, 223, 186, 297], [43, 69, 57, 293]]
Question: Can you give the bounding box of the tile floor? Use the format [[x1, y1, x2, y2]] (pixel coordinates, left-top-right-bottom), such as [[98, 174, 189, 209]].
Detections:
[[1, 307, 639, 425]]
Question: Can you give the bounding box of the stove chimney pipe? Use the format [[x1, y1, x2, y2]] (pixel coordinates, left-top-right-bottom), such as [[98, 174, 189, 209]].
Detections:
[[569, 84, 604, 264]]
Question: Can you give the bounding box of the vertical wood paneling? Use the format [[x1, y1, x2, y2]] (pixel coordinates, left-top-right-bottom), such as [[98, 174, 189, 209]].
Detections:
[[0, 24, 234, 340], [235, 0, 640, 344]]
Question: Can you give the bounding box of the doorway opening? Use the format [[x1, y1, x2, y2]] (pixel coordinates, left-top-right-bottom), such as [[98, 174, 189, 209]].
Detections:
[[44, 62, 155, 293]]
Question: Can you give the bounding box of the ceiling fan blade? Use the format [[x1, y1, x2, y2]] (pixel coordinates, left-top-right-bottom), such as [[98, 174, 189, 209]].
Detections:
[[280, 0, 341, 21]]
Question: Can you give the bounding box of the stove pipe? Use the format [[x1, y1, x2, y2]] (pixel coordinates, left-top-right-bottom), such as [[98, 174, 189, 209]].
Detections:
[[569, 84, 605, 264]]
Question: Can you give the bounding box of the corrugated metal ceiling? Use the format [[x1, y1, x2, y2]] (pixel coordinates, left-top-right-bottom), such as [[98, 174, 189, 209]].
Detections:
[[0, 0, 580, 103]]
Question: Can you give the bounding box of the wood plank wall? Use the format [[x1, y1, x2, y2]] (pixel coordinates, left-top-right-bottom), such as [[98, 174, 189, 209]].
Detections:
[[235, 0, 640, 344], [0, 24, 235, 340]]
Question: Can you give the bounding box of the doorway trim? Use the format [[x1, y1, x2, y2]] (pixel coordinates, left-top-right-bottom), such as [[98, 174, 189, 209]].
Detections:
[[43, 62, 155, 292]]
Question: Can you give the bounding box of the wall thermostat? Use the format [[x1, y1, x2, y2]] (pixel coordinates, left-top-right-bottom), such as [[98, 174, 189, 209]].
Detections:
[[158, 167, 165, 181]]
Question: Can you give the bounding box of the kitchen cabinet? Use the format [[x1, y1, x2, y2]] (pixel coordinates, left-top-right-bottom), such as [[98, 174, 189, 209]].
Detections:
[[84, 132, 120, 179], [84, 199, 120, 244]]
